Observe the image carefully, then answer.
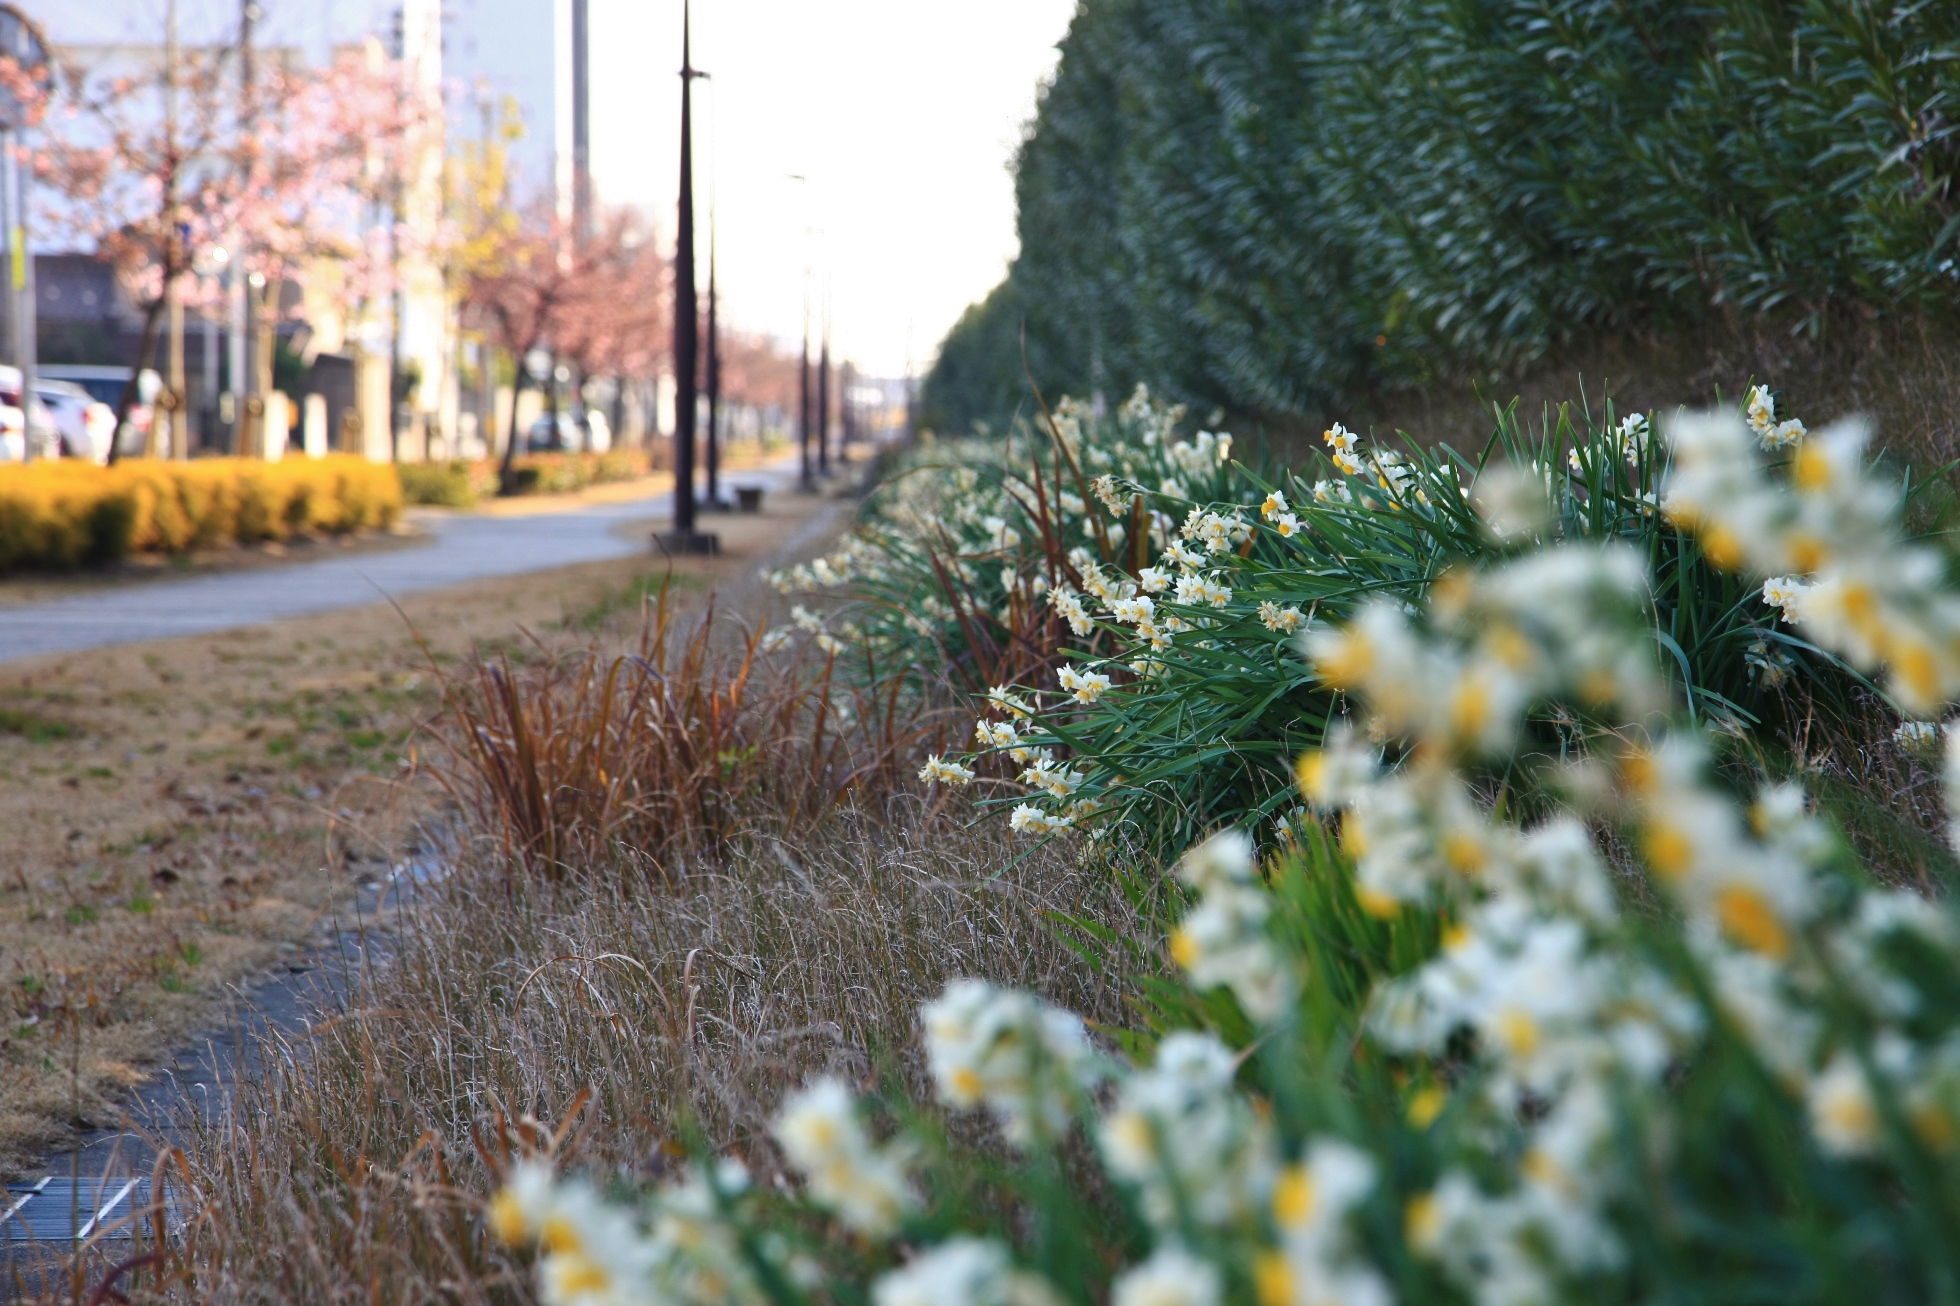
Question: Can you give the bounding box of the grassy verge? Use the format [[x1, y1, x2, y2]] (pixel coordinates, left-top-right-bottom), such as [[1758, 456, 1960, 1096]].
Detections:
[[0, 488, 846, 1178], [153, 804, 1140, 1300]]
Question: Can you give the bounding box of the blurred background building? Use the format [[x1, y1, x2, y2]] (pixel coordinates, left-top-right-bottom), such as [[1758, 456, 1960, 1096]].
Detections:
[[23, 0, 593, 460]]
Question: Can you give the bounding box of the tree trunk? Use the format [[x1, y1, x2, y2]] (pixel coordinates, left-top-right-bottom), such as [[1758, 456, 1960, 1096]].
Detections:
[[499, 365, 529, 495], [106, 294, 168, 466]]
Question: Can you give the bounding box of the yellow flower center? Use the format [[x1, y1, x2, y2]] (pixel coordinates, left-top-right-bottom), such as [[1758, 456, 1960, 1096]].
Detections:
[[1169, 926, 1199, 969], [1576, 669, 1617, 705], [1272, 1163, 1317, 1229], [1356, 884, 1400, 919], [1642, 823, 1695, 882], [1295, 750, 1327, 800], [1255, 1251, 1294, 1306], [1896, 640, 1941, 709], [1315, 631, 1373, 689], [552, 1255, 611, 1296], [1794, 442, 1830, 492], [1449, 677, 1490, 741], [1701, 523, 1743, 570], [1786, 530, 1827, 572], [540, 1215, 583, 1256], [1442, 832, 1485, 876], [1493, 1008, 1540, 1059], [950, 1067, 984, 1100], [1714, 884, 1791, 960], [1406, 1085, 1447, 1130], [1340, 810, 1371, 859], [487, 1190, 530, 1246], [1821, 1083, 1878, 1148], [1107, 1110, 1155, 1162], [1913, 1101, 1956, 1153], [1405, 1193, 1442, 1252]]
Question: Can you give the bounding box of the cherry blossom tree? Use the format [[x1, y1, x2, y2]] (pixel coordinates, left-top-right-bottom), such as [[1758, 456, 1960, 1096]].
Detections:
[[32, 28, 426, 459], [462, 205, 668, 492]]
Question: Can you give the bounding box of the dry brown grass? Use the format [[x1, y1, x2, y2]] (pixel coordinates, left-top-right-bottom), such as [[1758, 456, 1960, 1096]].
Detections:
[[128, 801, 1140, 1302], [430, 588, 939, 879]]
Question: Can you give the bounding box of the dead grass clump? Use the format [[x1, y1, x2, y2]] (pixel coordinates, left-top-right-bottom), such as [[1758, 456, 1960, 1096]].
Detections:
[[430, 585, 940, 879], [131, 804, 1144, 1302]]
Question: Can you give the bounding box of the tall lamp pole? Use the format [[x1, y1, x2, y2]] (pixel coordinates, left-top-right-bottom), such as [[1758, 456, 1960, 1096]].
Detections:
[[797, 290, 812, 492], [788, 173, 813, 493], [659, 0, 716, 552], [704, 214, 722, 509], [816, 309, 830, 477]]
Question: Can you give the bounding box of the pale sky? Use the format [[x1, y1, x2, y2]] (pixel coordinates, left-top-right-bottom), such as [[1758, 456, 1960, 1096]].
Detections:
[[588, 1, 1079, 377], [36, 0, 1079, 379]]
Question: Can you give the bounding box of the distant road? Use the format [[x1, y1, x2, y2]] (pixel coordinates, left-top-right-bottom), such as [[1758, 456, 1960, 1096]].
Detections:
[[0, 462, 802, 667]]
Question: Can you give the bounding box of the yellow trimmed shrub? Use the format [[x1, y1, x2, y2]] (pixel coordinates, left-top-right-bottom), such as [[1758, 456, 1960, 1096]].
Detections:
[[0, 456, 403, 571]]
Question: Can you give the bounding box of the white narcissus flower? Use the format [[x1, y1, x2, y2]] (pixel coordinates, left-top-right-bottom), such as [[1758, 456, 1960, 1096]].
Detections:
[[774, 1077, 917, 1236], [1111, 1248, 1222, 1306], [1808, 1052, 1880, 1157], [1008, 804, 1074, 837], [921, 981, 1096, 1147], [1057, 663, 1112, 703], [918, 755, 976, 787], [1761, 576, 1810, 622], [1258, 601, 1304, 634], [873, 1239, 1062, 1306], [1051, 589, 1094, 637], [1101, 1032, 1276, 1231]]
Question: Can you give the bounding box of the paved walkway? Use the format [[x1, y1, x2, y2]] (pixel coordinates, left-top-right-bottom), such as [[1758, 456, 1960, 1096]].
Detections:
[[0, 462, 802, 667]]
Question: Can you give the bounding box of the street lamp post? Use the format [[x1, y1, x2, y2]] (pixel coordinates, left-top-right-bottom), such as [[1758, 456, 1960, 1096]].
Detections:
[[657, 0, 717, 554], [797, 297, 812, 492], [704, 215, 723, 509], [816, 319, 830, 478]]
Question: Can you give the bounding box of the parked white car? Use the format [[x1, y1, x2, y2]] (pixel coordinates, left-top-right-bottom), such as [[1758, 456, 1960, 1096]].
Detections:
[[36, 365, 158, 458], [0, 366, 57, 460], [35, 380, 117, 462]]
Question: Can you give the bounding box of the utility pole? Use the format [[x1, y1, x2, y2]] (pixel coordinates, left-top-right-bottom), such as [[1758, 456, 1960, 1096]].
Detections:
[[657, 0, 714, 553], [234, 0, 259, 457], [571, 0, 592, 241], [0, 8, 41, 460], [161, 0, 182, 458]]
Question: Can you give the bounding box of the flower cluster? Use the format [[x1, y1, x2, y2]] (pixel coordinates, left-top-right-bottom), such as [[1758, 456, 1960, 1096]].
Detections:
[[491, 1157, 768, 1306], [775, 1078, 918, 1236], [494, 402, 1960, 1306], [1746, 383, 1807, 450], [921, 980, 1099, 1148], [1670, 411, 1960, 714]]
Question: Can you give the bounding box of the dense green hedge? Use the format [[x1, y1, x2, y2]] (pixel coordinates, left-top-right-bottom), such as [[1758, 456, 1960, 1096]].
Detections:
[[925, 0, 1960, 434]]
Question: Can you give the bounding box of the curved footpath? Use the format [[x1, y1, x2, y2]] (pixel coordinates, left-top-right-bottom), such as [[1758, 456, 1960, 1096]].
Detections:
[[0, 461, 801, 667]]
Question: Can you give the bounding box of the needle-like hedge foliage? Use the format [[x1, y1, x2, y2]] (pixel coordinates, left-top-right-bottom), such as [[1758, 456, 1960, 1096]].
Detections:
[[928, 1, 1960, 432]]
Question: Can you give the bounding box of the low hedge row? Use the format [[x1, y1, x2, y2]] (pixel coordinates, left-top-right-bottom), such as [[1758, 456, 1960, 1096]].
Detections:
[[398, 449, 650, 507], [0, 456, 403, 571]]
